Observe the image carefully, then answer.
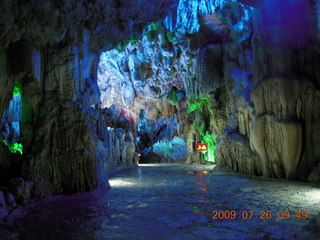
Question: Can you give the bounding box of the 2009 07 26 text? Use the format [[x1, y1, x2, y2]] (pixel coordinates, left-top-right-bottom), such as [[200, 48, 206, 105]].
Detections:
[[212, 210, 308, 220]]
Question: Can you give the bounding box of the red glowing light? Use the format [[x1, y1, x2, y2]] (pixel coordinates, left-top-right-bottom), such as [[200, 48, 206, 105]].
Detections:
[[196, 143, 208, 151]]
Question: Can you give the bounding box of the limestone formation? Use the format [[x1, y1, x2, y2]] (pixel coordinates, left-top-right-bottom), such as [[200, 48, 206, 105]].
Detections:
[[0, 0, 178, 203], [215, 0, 320, 181], [1, 0, 320, 221]]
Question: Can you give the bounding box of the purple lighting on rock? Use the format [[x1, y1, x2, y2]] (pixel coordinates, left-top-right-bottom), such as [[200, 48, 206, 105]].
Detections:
[[259, 0, 314, 49]]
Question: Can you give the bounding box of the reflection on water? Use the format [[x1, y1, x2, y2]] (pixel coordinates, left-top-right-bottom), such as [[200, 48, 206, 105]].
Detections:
[[192, 169, 211, 213]]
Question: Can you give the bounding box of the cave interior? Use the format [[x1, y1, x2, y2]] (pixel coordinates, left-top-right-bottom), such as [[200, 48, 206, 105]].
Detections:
[[0, 0, 320, 239]]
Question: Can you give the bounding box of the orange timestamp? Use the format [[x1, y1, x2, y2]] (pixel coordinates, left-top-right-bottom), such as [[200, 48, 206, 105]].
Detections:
[[212, 210, 309, 220]]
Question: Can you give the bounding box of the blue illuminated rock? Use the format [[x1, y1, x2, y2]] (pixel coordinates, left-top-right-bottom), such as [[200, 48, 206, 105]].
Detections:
[[0, 0, 320, 209], [164, 0, 233, 34], [0, 191, 9, 220], [0, 94, 22, 146], [238, 0, 263, 8]]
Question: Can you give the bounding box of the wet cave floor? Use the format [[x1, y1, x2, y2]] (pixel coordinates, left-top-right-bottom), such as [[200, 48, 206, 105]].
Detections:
[[1, 164, 319, 240]]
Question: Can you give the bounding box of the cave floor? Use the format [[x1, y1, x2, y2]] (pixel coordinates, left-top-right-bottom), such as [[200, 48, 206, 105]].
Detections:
[[1, 163, 320, 240]]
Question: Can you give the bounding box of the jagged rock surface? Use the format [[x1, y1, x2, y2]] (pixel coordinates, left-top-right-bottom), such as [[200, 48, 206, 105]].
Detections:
[[215, 0, 320, 181], [1, 0, 320, 220], [0, 0, 179, 206], [98, 0, 320, 181], [98, 34, 194, 118]]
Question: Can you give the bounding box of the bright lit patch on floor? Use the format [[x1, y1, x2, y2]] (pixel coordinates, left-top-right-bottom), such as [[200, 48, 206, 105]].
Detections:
[[306, 189, 320, 201], [109, 178, 136, 188]]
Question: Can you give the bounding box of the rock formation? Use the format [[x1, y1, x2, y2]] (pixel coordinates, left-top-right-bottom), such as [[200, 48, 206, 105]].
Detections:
[[1, 0, 320, 221], [215, 0, 320, 181], [0, 0, 178, 218]]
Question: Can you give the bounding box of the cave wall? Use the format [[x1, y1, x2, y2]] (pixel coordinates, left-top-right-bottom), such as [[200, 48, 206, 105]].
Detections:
[[97, 22, 195, 163], [96, 0, 234, 164], [103, 0, 320, 181], [97, 0, 320, 180], [0, 0, 179, 216], [1, 0, 320, 220], [215, 0, 320, 181], [160, 0, 320, 181]]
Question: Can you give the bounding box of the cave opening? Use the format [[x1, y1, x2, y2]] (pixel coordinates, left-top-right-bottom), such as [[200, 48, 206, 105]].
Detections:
[[0, 0, 320, 239]]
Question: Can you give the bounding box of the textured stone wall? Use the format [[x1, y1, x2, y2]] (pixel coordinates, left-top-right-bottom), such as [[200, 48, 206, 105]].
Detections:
[[1, 0, 320, 221], [96, 0, 320, 181], [215, 0, 320, 182], [97, 24, 194, 162], [0, 0, 179, 216]]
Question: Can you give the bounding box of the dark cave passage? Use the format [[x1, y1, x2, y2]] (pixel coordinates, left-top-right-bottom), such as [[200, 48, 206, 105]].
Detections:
[[0, 0, 320, 239]]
